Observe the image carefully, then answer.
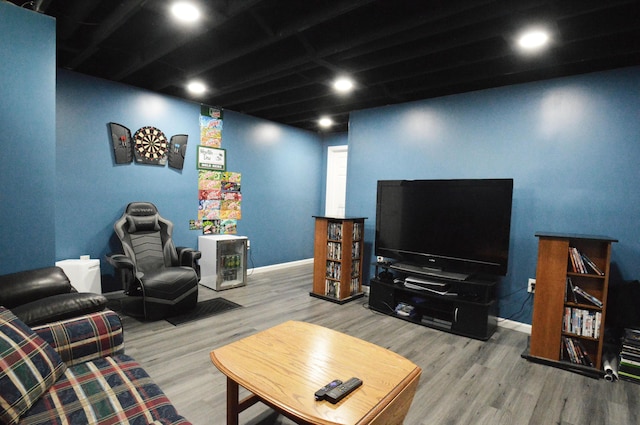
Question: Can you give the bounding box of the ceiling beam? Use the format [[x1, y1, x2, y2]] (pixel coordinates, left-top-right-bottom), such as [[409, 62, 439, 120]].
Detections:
[[111, 0, 264, 81], [151, 0, 378, 91], [65, 0, 149, 70], [195, 0, 520, 101]]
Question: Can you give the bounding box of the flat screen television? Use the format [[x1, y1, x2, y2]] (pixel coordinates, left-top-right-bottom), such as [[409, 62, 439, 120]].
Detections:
[[375, 178, 514, 278]]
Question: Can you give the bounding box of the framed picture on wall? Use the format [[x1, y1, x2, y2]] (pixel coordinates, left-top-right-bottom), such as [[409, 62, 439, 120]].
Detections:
[[197, 146, 226, 171]]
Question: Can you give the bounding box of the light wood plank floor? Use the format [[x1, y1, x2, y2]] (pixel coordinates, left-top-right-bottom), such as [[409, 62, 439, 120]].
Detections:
[[116, 263, 639, 425]]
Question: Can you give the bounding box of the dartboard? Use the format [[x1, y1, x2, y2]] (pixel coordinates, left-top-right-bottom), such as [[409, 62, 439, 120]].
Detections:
[[133, 126, 168, 164]]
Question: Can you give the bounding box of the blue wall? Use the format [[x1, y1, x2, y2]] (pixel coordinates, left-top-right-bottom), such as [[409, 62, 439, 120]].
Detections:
[[219, 112, 323, 267], [0, 4, 56, 274], [56, 70, 322, 287], [346, 67, 640, 324]]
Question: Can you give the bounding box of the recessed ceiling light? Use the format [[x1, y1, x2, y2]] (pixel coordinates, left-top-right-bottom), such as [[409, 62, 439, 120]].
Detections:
[[318, 116, 333, 128], [171, 2, 200, 23], [187, 81, 206, 95], [333, 77, 354, 93], [517, 29, 550, 50]]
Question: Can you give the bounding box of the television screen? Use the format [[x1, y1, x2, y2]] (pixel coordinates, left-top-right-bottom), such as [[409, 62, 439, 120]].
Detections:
[[375, 179, 514, 277]]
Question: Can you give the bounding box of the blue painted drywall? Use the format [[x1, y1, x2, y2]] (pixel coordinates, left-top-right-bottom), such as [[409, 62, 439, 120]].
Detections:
[[56, 70, 322, 287], [215, 111, 323, 267], [345, 67, 640, 324], [0, 4, 56, 274]]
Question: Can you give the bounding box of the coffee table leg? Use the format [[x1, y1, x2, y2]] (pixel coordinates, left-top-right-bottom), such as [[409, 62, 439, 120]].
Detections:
[[227, 377, 240, 425]]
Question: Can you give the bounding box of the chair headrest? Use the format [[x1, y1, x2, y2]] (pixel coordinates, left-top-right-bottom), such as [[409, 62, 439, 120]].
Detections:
[[126, 215, 160, 232], [125, 202, 158, 216], [124, 202, 161, 232]]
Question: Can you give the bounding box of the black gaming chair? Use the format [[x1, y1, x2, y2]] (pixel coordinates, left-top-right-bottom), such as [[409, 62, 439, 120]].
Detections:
[[106, 202, 200, 320]]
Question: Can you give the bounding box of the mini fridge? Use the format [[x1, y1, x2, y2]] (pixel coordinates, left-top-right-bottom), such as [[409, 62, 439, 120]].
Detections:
[[198, 235, 248, 291]]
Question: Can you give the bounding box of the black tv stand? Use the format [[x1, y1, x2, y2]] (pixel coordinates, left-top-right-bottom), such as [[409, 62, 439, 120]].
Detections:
[[369, 262, 498, 340]]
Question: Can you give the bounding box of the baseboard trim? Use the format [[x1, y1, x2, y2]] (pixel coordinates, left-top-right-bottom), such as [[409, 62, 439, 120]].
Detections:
[[248, 258, 313, 274], [497, 318, 531, 334]]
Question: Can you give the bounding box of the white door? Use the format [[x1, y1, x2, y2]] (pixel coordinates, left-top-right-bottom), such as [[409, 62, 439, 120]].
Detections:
[[325, 146, 348, 216]]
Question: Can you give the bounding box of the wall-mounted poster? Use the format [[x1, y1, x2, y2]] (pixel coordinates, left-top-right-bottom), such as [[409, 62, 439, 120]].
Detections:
[[195, 106, 238, 234], [220, 171, 242, 220], [197, 146, 226, 171], [200, 106, 223, 147], [201, 219, 237, 234]]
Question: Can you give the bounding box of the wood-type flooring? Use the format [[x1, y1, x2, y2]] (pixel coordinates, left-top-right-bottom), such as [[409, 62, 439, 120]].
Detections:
[[117, 262, 639, 425]]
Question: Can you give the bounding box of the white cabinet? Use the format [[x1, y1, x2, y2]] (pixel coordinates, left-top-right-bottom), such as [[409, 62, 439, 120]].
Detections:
[[198, 235, 248, 291], [55, 259, 102, 293]]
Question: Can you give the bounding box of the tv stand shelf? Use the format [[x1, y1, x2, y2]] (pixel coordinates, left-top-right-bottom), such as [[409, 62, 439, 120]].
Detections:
[[369, 264, 498, 341], [390, 263, 470, 281], [369, 263, 498, 340]]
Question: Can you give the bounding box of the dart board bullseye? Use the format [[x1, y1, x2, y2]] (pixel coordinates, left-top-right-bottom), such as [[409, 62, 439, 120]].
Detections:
[[133, 126, 168, 165]]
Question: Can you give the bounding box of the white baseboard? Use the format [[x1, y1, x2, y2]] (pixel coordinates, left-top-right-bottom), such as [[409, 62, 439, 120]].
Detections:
[[248, 258, 313, 274], [497, 318, 531, 334]]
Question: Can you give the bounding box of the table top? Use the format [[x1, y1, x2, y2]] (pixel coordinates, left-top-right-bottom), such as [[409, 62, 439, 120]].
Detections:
[[210, 320, 421, 425], [534, 231, 618, 242]]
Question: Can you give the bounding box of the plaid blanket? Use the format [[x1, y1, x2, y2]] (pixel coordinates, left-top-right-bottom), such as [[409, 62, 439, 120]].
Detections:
[[19, 354, 191, 425], [32, 310, 124, 367], [2, 310, 192, 424]]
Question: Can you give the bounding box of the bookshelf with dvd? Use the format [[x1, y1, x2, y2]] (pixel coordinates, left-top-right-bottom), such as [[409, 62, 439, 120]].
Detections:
[[527, 232, 617, 374], [311, 216, 366, 304]]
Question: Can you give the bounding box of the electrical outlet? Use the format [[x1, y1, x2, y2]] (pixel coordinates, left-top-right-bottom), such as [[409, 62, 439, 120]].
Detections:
[[528, 278, 536, 293]]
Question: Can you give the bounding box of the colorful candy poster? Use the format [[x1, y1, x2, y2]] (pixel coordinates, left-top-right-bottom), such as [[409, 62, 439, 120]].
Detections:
[[220, 172, 241, 220], [197, 169, 241, 232], [196, 107, 241, 234], [199, 107, 223, 148]]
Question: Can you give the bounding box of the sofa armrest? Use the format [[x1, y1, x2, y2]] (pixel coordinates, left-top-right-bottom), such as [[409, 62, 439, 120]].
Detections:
[[32, 309, 124, 366], [11, 292, 107, 327], [0, 266, 73, 308]]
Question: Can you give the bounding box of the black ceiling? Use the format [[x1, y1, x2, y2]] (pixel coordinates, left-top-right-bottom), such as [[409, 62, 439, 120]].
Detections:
[[10, 0, 640, 133]]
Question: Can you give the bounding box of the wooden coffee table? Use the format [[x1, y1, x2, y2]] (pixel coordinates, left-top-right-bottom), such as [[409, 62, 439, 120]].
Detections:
[[210, 321, 421, 425]]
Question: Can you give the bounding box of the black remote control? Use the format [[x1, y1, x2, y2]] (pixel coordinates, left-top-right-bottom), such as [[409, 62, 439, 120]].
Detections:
[[325, 377, 363, 404], [314, 379, 342, 400]]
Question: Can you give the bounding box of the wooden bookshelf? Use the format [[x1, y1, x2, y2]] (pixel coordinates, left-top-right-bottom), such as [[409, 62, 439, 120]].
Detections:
[[528, 232, 617, 374], [310, 216, 366, 304]]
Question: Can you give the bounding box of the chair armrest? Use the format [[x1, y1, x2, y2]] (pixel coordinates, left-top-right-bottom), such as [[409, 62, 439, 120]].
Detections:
[[177, 247, 201, 263], [32, 309, 124, 366], [177, 247, 201, 279], [106, 253, 135, 270], [106, 254, 140, 294]]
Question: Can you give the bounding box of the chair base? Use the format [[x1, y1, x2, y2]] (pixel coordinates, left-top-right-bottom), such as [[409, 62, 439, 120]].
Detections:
[[143, 268, 198, 320], [144, 288, 198, 321], [116, 289, 198, 321]]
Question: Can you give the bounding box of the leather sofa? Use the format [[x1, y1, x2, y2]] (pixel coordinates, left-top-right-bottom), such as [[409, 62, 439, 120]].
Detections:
[[0, 266, 107, 326], [0, 307, 191, 424]]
